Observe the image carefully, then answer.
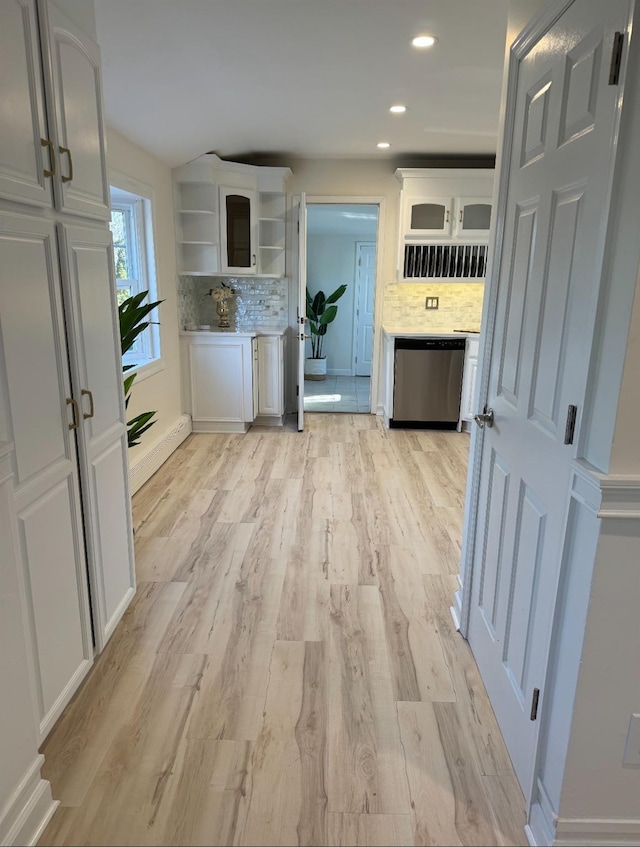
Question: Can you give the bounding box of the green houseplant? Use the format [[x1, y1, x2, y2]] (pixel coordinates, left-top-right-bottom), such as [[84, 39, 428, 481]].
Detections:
[[119, 291, 163, 447], [305, 284, 347, 380]]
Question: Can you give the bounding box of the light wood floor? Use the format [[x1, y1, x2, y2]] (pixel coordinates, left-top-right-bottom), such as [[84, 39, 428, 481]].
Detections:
[[40, 414, 526, 846]]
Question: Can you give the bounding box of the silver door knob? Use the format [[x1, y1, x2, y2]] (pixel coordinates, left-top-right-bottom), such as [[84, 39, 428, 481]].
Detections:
[[474, 406, 494, 428]]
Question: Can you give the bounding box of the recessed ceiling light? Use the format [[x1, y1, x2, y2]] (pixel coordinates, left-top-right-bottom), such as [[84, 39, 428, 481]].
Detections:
[[389, 105, 407, 114], [377, 142, 391, 149], [412, 35, 437, 48]]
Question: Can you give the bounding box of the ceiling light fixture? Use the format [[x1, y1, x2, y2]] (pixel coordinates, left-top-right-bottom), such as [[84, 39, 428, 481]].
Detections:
[[377, 142, 390, 149], [389, 105, 407, 114], [412, 35, 437, 48]]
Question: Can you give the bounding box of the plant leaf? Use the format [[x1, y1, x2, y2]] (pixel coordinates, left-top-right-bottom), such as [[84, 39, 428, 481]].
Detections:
[[318, 304, 338, 325], [325, 284, 347, 304]]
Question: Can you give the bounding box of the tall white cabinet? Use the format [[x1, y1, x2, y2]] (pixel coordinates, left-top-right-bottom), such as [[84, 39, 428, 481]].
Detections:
[[0, 0, 135, 757]]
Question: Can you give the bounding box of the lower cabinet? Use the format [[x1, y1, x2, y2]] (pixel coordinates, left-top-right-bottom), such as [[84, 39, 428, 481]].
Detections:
[[460, 336, 480, 428], [182, 332, 285, 432], [0, 211, 135, 744]]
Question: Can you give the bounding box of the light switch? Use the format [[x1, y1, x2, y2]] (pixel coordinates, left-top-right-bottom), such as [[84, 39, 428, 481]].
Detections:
[[425, 297, 439, 310], [623, 714, 640, 766]]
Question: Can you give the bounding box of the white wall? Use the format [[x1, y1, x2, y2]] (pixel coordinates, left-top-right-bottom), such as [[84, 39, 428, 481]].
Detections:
[[106, 129, 187, 486], [307, 233, 366, 374]]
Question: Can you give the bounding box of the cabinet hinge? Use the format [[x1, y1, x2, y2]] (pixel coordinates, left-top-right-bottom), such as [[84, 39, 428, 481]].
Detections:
[[530, 687, 540, 721], [609, 32, 624, 85], [564, 404, 578, 445]]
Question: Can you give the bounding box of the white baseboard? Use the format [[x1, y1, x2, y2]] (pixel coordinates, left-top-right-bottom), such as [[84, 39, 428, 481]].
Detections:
[[527, 796, 640, 847], [0, 755, 58, 847], [128, 414, 192, 495]]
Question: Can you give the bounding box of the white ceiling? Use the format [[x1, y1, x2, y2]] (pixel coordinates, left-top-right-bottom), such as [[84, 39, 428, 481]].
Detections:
[[94, 0, 509, 169]]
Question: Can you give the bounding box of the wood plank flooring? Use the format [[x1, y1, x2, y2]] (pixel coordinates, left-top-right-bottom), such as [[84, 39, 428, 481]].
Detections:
[[39, 414, 526, 846]]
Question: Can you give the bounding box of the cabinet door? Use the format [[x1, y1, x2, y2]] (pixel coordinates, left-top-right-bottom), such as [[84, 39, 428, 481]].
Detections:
[[455, 197, 493, 238], [257, 336, 283, 416], [461, 356, 479, 422], [44, 3, 110, 220], [190, 338, 253, 423], [59, 224, 135, 651], [0, 0, 53, 207], [220, 186, 258, 274], [0, 212, 93, 741], [403, 196, 453, 237]]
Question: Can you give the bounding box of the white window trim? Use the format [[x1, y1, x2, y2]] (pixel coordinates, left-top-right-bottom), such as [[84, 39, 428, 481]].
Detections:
[[110, 170, 163, 375]]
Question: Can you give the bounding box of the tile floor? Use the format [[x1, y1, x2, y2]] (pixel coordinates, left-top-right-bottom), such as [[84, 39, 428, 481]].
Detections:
[[304, 375, 371, 413]]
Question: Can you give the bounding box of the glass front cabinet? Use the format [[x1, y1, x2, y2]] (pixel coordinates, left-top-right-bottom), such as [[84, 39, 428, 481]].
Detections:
[[403, 197, 454, 238], [455, 197, 493, 237], [219, 186, 258, 274]]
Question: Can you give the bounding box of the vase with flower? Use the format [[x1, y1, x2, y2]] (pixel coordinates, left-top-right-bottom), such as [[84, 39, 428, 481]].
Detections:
[[210, 282, 235, 328]]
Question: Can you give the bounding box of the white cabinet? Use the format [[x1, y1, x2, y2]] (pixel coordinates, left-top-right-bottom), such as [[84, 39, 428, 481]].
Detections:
[[460, 336, 480, 429], [182, 334, 255, 432], [0, 0, 135, 743], [396, 169, 494, 280], [256, 335, 285, 420], [0, 0, 110, 220], [173, 155, 291, 278]]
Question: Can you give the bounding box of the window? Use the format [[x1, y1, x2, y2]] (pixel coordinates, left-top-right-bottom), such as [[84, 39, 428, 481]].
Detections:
[[109, 183, 161, 372]]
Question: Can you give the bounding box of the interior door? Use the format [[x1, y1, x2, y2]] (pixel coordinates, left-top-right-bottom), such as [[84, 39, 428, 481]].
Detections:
[[58, 223, 136, 651], [467, 0, 630, 798], [354, 242, 376, 378], [297, 193, 307, 431], [0, 211, 94, 741]]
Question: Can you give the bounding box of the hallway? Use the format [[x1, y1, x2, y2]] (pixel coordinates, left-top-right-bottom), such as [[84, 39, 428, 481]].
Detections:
[[40, 415, 526, 846]]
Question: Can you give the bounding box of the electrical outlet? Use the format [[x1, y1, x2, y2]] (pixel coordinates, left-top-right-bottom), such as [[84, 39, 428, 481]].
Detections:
[[425, 296, 439, 310], [623, 714, 640, 766]]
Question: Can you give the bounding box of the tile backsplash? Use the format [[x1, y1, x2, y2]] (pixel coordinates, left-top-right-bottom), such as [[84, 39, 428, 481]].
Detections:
[[177, 276, 288, 331], [383, 282, 484, 330]]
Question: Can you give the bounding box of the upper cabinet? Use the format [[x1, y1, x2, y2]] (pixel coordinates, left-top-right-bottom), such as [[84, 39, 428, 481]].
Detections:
[[174, 154, 291, 278], [0, 0, 110, 220], [396, 168, 495, 280]]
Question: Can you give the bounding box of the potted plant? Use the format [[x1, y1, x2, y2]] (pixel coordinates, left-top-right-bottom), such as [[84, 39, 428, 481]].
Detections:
[[119, 291, 163, 447], [305, 284, 347, 380]]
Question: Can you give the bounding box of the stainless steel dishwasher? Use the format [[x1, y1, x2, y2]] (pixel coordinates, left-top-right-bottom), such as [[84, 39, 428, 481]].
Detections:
[[391, 337, 465, 428]]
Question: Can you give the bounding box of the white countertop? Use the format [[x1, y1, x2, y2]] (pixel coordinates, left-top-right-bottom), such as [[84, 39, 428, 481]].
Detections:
[[382, 325, 480, 339], [180, 327, 287, 338]]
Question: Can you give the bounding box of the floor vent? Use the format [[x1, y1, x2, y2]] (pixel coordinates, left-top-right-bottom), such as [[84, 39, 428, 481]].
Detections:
[[403, 243, 488, 279]]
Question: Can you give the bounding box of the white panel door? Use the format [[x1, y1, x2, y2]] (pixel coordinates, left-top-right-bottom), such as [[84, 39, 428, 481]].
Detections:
[[44, 2, 110, 220], [0, 0, 52, 207], [297, 193, 307, 431], [0, 211, 93, 741], [467, 0, 631, 797], [190, 341, 246, 422], [354, 242, 376, 378], [59, 224, 135, 650]]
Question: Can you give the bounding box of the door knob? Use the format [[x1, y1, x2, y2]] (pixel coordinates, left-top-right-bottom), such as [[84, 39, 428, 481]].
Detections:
[[473, 406, 494, 428]]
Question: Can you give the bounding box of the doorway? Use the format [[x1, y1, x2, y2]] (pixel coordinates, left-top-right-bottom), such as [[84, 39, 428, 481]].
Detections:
[[303, 203, 378, 414]]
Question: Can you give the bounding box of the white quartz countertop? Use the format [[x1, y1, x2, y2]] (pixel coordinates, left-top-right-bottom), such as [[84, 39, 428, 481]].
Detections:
[[382, 325, 480, 339], [180, 327, 287, 338]]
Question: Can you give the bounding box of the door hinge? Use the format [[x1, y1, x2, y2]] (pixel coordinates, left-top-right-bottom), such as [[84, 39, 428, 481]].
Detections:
[[564, 404, 578, 445], [530, 687, 540, 721], [296, 385, 299, 396], [609, 31, 624, 85]]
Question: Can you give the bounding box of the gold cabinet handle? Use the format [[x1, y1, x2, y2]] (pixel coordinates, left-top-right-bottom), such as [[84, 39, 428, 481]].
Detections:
[[445, 210, 450, 223], [459, 209, 464, 223], [59, 146, 73, 183], [41, 138, 55, 178], [81, 388, 94, 419], [66, 397, 79, 430]]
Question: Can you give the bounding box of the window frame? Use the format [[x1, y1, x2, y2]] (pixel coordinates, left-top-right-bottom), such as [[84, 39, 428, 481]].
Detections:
[[109, 173, 162, 381]]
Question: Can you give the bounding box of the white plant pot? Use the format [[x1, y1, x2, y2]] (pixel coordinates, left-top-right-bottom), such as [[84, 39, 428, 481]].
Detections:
[[305, 357, 327, 380]]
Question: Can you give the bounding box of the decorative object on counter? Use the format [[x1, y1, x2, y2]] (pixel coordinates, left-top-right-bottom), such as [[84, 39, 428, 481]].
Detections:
[[119, 291, 164, 447], [305, 284, 347, 380], [210, 281, 235, 328]]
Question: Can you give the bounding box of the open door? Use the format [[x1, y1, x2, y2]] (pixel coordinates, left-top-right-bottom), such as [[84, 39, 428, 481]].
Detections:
[[297, 192, 307, 431]]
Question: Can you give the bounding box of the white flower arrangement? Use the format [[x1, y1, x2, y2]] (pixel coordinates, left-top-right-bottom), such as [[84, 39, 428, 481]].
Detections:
[[210, 282, 235, 302]]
